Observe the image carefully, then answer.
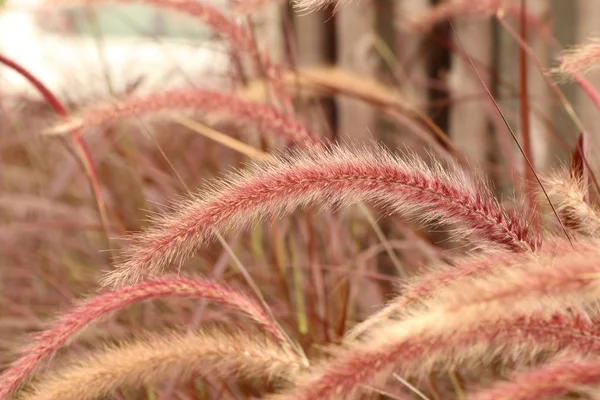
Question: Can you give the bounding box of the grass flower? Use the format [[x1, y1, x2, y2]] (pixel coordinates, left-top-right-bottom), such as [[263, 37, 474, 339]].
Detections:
[[103, 144, 539, 288], [557, 39, 600, 78], [46, 89, 318, 145], [272, 305, 600, 400], [19, 328, 303, 400], [0, 276, 284, 399]]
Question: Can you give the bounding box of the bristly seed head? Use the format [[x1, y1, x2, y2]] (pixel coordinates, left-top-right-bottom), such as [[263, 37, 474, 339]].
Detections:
[[102, 144, 541, 288]]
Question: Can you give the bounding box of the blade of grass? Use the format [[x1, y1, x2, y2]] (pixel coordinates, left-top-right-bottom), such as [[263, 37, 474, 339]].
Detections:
[[447, 21, 571, 247], [393, 373, 432, 400], [495, 12, 600, 200], [167, 114, 272, 162]]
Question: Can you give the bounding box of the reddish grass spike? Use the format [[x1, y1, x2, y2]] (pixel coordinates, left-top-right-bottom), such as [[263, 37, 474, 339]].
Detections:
[[103, 145, 539, 288], [348, 236, 588, 341], [472, 357, 600, 400], [345, 250, 525, 341], [425, 239, 600, 311], [21, 329, 302, 400], [274, 309, 600, 400], [0, 276, 284, 399], [57, 89, 318, 145]]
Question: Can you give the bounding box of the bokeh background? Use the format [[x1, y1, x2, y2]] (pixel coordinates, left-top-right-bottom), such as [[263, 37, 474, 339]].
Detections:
[[0, 1, 598, 397]]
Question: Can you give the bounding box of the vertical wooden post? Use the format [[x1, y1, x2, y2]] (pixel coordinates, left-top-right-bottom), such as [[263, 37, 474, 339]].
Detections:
[[336, 0, 376, 142], [448, 17, 492, 167], [576, 1, 600, 179]]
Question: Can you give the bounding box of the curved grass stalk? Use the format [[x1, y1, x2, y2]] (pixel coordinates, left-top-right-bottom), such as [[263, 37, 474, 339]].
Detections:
[[0, 54, 111, 261], [20, 328, 304, 400], [102, 144, 539, 288], [271, 305, 600, 400], [0, 276, 286, 399], [45, 89, 318, 145]]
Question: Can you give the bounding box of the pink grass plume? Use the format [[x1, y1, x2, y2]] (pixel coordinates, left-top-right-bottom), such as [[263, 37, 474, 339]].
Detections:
[[272, 307, 600, 400], [102, 145, 540, 288], [0, 276, 285, 399], [47, 89, 319, 145], [558, 39, 600, 78]]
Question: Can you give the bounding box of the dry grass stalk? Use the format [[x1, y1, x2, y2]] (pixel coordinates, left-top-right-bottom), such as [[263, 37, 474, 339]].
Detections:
[[242, 67, 412, 113], [0, 276, 284, 399], [102, 144, 539, 288], [44, 89, 318, 145], [19, 328, 304, 400], [271, 304, 600, 400]]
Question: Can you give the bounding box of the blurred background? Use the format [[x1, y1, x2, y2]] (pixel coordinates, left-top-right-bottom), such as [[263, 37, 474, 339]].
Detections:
[[0, 1, 597, 398]]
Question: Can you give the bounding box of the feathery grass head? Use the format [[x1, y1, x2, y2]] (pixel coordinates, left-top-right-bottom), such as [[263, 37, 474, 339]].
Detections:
[[417, 237, 600, 313], [272, 234, 600, 399], [344, 248, 527, 341], [271, 303, 600, 400], [19, 328, 304, 400], [103, 144, 540, 288], [347, 233, 598, 339], [45, 89, 318, 145], [540, 169, 600, 236], [0, 276, 285, 399], [556, 38, 600, 80]]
